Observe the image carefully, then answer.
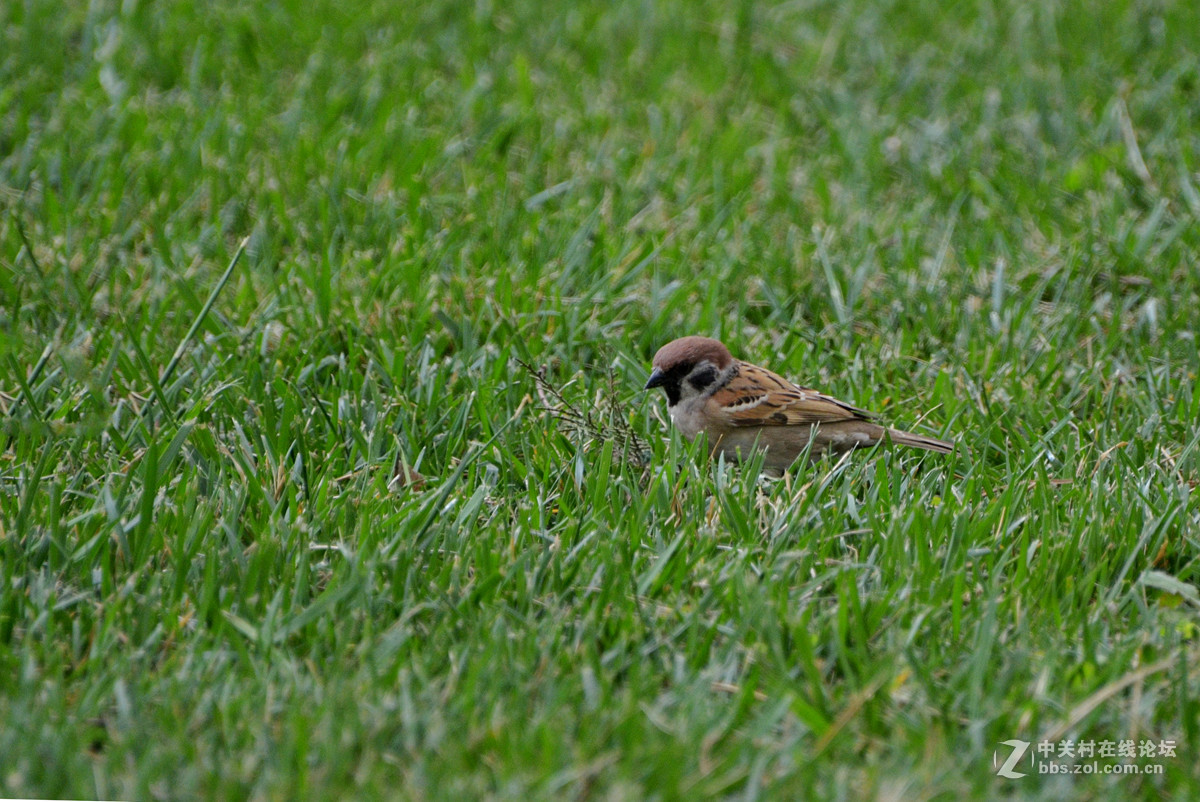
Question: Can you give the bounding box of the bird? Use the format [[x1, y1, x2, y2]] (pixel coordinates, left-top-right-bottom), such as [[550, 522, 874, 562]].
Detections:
[[644, 336, 953, 472]]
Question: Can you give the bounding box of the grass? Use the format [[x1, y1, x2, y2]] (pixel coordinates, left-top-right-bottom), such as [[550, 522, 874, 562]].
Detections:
[[2, 0, 1199, 798]]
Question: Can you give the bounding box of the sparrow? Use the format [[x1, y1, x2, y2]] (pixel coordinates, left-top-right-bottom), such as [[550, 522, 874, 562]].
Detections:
[[644, 336, 953, 472]]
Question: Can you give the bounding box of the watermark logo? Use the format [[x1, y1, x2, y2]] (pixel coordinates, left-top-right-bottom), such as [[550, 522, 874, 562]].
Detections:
[[993, 740, 1032, 778], [995, 738, 1176, 778]]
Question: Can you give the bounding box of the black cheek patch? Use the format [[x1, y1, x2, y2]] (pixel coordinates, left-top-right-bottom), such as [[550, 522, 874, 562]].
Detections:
[[688, 366, 718, 391]]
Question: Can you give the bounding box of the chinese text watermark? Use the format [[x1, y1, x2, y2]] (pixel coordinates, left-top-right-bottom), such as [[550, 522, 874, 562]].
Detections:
[[994, 738, 1175, 779]]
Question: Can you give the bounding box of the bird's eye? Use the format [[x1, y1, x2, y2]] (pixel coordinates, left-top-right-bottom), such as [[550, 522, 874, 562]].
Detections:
[[688, 365, 718, 390]]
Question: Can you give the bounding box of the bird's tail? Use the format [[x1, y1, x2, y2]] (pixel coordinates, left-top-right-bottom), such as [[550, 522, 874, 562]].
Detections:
[[885, 428, 954, 454]]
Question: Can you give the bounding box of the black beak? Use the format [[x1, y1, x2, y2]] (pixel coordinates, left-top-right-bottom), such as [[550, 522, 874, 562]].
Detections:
[[644, 367, 666, 390]]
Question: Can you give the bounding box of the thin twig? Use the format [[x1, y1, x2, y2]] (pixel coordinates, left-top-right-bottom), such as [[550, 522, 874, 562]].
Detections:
[[517, 354, 649, 467]]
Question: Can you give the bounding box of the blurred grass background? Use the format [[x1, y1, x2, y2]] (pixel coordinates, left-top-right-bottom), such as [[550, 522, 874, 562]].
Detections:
[[2, 0, 1199, 798]]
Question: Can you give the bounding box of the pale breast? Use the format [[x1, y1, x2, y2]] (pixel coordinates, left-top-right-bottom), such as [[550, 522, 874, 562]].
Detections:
[[668, 399, 708, 439]]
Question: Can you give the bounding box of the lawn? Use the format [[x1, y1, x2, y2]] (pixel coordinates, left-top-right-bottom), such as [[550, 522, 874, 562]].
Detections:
[[2, 0, 1198, 798]]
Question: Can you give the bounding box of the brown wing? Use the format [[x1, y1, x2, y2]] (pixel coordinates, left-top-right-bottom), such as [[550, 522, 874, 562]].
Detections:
[[710, 361, 877, 427]]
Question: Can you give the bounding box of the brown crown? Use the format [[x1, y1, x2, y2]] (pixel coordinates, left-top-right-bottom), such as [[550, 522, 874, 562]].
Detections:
[[651, 336, 734, 370]]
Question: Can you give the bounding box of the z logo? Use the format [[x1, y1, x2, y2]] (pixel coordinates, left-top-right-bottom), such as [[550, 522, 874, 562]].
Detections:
[[994, 739, 1031, 778]]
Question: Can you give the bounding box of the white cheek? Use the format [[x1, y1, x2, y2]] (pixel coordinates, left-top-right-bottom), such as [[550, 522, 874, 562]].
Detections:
[[676, 382, 706, 403]]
